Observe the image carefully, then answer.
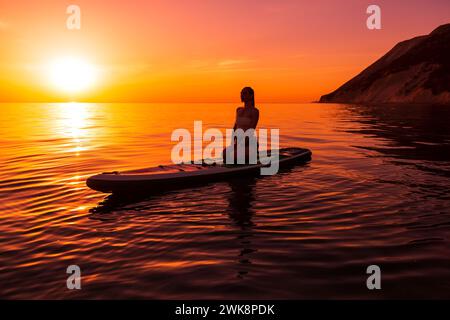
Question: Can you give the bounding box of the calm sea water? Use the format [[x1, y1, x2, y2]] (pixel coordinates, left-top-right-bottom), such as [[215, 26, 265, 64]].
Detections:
[[1, 102, 450, 299]]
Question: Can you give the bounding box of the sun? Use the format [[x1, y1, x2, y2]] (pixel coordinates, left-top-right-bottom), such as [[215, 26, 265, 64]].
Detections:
[[49, 57, 97, 93]]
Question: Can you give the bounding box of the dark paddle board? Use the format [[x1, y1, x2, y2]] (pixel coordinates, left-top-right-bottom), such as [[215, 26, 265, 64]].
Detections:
[[86, 147, 312, 194]]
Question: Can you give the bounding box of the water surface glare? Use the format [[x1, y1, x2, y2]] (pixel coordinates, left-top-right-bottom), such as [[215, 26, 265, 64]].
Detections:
[[1, 103, 450, 299]]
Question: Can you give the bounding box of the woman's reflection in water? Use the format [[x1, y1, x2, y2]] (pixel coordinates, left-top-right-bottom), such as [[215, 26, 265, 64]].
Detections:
[[226, 176, 258, 279], [90, 176, 260, 280]]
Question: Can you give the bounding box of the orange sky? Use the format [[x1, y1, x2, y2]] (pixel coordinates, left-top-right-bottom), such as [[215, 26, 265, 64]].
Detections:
[[0, 0, 449, 102]]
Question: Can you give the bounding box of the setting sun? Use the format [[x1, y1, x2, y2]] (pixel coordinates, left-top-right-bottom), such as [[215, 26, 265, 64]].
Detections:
[[48, 57, 97, 93]]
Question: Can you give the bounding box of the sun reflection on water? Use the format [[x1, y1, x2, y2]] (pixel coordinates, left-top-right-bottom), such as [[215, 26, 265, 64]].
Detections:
[[55, 102, 93, 155]]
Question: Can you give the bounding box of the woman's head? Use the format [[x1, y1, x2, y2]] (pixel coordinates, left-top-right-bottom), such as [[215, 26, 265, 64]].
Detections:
[[241, 87, 255, 106]]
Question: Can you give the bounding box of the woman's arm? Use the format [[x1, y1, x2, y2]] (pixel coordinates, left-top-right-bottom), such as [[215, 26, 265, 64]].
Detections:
[[233, 107, 241, 131], [251, 108, 259, 129], [232, 108, 240, 143]]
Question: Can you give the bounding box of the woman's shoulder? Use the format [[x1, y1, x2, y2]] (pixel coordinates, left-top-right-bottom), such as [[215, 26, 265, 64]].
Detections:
[[236, 107, 245, 115], [236, 106, 259, 112]]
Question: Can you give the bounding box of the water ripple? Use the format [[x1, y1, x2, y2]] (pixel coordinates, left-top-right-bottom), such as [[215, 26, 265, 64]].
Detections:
[[0, 103, 450, 299]]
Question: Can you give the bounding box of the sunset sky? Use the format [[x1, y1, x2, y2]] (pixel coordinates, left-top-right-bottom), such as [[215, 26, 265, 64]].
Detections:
[[0, 0, 449, 102]]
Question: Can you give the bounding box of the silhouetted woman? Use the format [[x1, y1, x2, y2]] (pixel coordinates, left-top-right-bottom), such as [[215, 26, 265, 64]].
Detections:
[[223, 87, 260, 164]]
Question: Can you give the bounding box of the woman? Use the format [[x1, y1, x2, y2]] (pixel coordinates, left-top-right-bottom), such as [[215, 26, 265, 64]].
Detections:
[[223, 87, 260, 164]]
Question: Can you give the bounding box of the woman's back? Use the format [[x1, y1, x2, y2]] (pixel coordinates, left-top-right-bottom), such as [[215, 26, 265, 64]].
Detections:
[[235, 107, 259, 131]]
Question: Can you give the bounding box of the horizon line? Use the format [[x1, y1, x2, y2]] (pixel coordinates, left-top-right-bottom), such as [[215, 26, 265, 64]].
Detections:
[[0, 100, 318, 104]]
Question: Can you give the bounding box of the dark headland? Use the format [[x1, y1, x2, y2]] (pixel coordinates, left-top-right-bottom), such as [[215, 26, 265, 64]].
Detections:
[[319, 23, 450, 104]]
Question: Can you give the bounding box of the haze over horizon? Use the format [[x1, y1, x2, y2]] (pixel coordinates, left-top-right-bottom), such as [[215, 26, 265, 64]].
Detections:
[[0, 0, 449, 103]]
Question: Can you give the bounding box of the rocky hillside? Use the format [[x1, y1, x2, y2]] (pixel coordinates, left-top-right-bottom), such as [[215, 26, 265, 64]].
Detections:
[[320, 24, 450, 104]]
